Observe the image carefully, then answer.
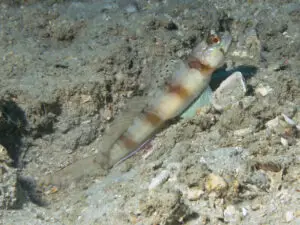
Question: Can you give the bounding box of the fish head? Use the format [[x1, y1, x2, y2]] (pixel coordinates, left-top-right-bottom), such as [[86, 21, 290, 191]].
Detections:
[[192, 31, 232, 69]]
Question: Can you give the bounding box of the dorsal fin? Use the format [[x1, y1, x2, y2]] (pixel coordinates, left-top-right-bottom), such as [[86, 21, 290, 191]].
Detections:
[[98, 96, 149, 152]]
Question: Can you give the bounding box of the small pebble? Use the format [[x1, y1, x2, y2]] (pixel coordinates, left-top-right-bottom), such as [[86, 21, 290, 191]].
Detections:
[[255, 84, 273, 97], [148, 170, 170, 190], [281, 113, 296, 126], [266, 117, 280, 130], [187, 188, 204, 201], [241, 207, 248, 217], [224, 205, 240, 223], [234, 127, 253, 137], [205, 173, 228, 194], [125, 4, 138, 13], [251, 203, 261, 211], [280, 137, 289, 147]]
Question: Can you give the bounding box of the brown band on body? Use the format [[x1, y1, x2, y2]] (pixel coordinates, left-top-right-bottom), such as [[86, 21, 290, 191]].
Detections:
[[167, 83, 191, 99], [143, 111, 163, 126], [119, 134, 138, 150], [187, 57, 214, 76]]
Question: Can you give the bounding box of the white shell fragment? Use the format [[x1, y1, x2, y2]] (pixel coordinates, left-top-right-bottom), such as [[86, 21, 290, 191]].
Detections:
[[234, 127, 253, 137], [281, 137, 289, 147], [266, 113, 300, 135], [255, 84, 273, 97], [212, 71, 247, 111], [281, 113, 296, 126], [241, 207, 248, 217], [148, 170, 170, 190]]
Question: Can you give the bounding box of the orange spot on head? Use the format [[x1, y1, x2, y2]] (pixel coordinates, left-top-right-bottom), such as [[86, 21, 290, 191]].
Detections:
[[212, 36, 220, 43], [207, 34, 221, 44]]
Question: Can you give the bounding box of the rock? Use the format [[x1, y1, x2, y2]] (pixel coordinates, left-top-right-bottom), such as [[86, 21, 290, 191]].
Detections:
[[201, 147, 249, 175], [212, 71, 247, 111], [205, 173, 228, 194], [251, 203, 261, 211], [139, 191, 191, 224], [248, 171, 270, 190], [266, 117, 280, 130], [187, 188, 204, 201]]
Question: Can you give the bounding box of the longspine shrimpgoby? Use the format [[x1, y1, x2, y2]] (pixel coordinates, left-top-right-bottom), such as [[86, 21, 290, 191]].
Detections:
[[37, 32, 232, 190], [106, 31, 232, 167]]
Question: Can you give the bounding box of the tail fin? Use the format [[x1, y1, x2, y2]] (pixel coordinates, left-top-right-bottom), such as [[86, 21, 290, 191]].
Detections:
[[38, 96, 148, 188]]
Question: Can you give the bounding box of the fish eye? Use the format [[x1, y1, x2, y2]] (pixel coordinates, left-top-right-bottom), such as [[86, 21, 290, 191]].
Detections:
[[207, 34, 221, 45], [211, 35, 220, 43]]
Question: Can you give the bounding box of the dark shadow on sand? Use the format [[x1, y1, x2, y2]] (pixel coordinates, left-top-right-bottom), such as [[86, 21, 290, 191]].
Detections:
[[210, 65, 258, 90], [0, 99, 46, 208]]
